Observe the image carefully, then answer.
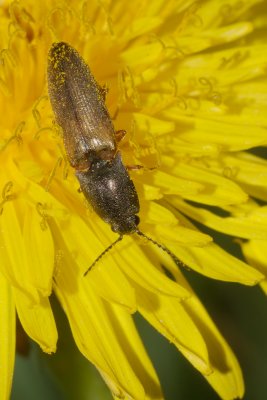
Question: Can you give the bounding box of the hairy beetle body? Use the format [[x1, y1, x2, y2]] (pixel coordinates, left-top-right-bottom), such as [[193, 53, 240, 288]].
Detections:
[[76, 153, 140, 234], [48, 42, 140, 235], [48, 42, 183, 274], [48, 42, 116, 171]]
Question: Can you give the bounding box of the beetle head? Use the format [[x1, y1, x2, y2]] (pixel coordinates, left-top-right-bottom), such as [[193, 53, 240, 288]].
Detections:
[[111, 215, 140, 235]]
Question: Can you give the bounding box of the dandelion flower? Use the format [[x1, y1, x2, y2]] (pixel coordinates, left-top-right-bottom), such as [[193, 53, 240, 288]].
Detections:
[[0, 0, 266, 399]]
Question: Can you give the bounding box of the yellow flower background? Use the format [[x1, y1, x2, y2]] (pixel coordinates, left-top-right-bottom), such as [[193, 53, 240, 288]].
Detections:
[[0, 0, 267, 399]]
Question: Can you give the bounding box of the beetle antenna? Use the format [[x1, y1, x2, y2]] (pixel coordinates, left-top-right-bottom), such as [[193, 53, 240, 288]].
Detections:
[[84, 235, 123, 276], [136, 229, 185, 269]]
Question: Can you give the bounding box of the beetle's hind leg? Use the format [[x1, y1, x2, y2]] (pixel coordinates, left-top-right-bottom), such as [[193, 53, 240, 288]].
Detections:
[[126, 164, 156, 171], [98, 83, 109, 101], [115, 129, 127, 143]]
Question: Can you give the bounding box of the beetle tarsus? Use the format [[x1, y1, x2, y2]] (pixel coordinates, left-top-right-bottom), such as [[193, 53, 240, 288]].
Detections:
[[115, 129, 127, 143]]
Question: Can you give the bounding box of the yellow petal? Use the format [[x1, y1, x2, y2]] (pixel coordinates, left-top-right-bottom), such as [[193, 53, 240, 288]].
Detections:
[[164, 112, 267, 151], [102, 302, 163, 399], [0, 201, 39, 302], [175, 241, 263, 285], [133, 113, 175, 136], [164, 206, 264, 284], [219, 152, 267, 202], [186, 294, 244, 400], [175, 198, 267, 240], [124, 17, 163, 40], [86, 262, 137, 313], [174, 22, 253, 54], [141, 200, 212, 250], [14, 288, 58, 353], [140, 200, 178, 225], [6, 158, 69, 220], [233, 81, 267, 124], [134, 285, 212, 375], [159, 258, 244, 400], [0, 274, 15, 400], [153, 223, 212, 247], [151, 170, 204, 196], [54, 216, 137, 312], [260, 279, 267, 295], [115, 236, 189, 299], [141, 183, 163, 201], [54, 266, 145, 400], [53, 210, 189, 300], [23, 206, 54, 297], [168, 161, 248, 206], [242, 239, 267, 276], [121, 42, 162, 68], [167, 138, 220, 157], [177, 44, 267, 88]]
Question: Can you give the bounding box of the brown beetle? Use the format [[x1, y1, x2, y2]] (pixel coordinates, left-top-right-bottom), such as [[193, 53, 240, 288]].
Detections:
[[47, 42, 182, 274]]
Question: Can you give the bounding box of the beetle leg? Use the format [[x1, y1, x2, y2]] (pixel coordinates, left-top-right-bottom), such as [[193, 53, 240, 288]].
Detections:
[[126, 164, 156, 171], [115, 129, 127, 143], [126, 164, 143, 171], [99, 83, 109, 101]]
